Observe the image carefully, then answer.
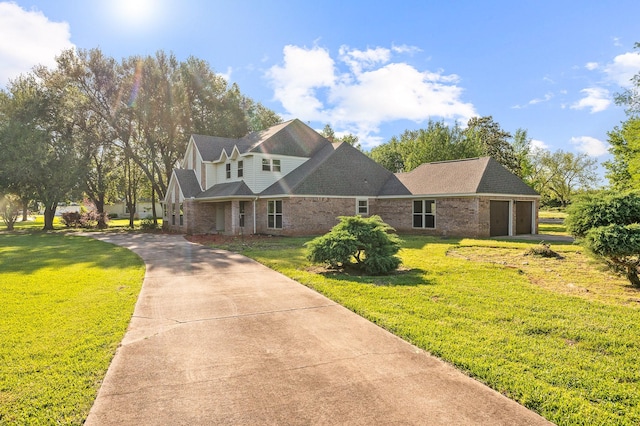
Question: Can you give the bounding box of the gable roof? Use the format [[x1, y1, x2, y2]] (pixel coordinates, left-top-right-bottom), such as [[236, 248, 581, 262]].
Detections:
[[396, 157, 539, 196], [261, 142, 409, 197], [174, 169, 201, 198], [191, 119, 330, 163]]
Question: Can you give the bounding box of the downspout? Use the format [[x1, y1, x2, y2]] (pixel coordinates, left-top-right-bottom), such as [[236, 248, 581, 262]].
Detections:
[[253, 197, 258, 234]]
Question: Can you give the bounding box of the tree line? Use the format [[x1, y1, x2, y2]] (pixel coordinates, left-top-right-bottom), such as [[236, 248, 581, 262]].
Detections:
[[0, 48, 281, 230], [366, 116, 597, 207]]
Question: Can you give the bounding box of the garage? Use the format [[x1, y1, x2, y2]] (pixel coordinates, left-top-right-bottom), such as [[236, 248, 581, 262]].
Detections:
[[515, 201, 533, 235], [490, 200, 510, 237]]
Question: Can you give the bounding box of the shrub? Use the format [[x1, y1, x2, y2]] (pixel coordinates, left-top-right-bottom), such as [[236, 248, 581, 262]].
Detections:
[[140, 217, 159, 230], [61, 211, 82, 228], [585, 224, 640, 287], [567, 191, 640, 287], [60, 210, 109, 229], [566, 192, 640, 238], [306, 215, 402, 275]]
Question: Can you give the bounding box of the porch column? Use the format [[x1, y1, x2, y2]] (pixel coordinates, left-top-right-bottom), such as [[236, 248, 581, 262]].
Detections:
[[230, 200, 239, 235]]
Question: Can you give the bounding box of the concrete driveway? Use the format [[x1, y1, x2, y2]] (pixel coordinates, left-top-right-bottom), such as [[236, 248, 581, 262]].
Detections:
[[84, 233, 551, 425]]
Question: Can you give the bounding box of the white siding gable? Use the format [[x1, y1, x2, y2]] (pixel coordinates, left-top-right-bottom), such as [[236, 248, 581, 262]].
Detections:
[[249, 154, 308, 193]]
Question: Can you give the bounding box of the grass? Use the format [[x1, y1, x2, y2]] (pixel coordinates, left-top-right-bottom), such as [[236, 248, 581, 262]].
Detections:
[[0, 232, 144, 424], [1, 215, 162, 232], [212, 234, 640, 425]]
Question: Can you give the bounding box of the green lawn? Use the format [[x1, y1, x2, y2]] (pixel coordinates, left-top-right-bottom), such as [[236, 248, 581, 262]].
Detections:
[[223, 235, 640, 425], [0, 233, 144, 424], [1, 215, 162, 231]]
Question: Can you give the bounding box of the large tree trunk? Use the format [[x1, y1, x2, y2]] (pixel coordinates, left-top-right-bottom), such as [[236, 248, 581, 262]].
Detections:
[[151, 187, 158, 226], [43, 204, 57, 231]]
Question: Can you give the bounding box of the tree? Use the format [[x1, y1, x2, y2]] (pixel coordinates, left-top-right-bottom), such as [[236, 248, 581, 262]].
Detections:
[[0, 194, 20, 230], [0, 71, 86, 230], [603, 120, 638, 191], [512, 128, 534, 182], [57, 47, 281, 225], [529, 149, 598, 207], [567, 192, 640, 287], [464, 116, 519, 175], [369, 117, 522, 175], [321, 123, 362, 150], [305, 215, 402, 275]]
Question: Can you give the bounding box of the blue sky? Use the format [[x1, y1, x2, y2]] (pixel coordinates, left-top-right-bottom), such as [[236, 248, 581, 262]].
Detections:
[[2, 0, 640, 178]]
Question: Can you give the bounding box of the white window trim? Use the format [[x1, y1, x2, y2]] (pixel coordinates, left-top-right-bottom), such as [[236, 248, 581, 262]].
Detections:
[[356, 198, 369, 215], [412, 199, 436, 229], [267, 199, 283, 229]]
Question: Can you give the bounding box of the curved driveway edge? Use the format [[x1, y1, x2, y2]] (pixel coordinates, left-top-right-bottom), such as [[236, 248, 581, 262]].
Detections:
[[84, 233, 552, 425]]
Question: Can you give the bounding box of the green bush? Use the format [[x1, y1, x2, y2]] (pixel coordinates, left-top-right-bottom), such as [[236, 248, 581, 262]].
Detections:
[[140, 217, 159, 230], [567, 191, 640, 287], [585, 224, 640, 287], [566, 192, 640, 237], [306, 215, 402, 275]]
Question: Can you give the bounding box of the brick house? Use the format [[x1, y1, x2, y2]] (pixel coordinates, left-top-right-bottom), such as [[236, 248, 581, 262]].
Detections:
[[163, 119, 540, 238]]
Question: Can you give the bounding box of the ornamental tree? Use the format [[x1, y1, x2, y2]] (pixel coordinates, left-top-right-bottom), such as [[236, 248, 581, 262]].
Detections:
[[567, 192, 640, 287], [305, 215, 402, 275]]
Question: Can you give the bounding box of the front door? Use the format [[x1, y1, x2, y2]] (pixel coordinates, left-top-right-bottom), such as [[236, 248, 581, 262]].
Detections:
[[216, 205, 225, 232]]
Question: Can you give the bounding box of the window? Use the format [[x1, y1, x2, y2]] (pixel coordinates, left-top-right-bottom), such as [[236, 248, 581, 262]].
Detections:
[[237, 160, 243, 178], [262, 158, 281, 172], [357, 198, 368, 215], [225, 163, 231, 179], [179, 203, 184, 226], [413, 199, 436, 228], [239, 201, 245, 227], [267, 200, 282, 229]]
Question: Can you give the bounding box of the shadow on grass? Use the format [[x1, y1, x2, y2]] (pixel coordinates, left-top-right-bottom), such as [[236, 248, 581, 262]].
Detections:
[[309, 265, 432, 287], [0, 231, 142, 274]]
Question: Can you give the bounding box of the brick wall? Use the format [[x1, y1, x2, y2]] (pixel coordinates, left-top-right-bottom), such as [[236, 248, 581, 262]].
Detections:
[[373, 197, 484, 238], [173, 195, 538, 238], [255, 197, 353, 236]]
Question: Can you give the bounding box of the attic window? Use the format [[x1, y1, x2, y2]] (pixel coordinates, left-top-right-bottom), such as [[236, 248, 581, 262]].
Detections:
[[262, 159, 281, 172], [226, 163, 231, 179], [237, 160, 243, 178]]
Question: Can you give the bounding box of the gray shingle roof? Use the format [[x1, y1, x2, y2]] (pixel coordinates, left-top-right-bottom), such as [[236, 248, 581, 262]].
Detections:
[[196, 181, 254, 199], [192, 119, 330, 163], [261, 142, 407, 197], [174, 169, 201, 198], [192, 135, 247, 162], [243, 119, 330, 157], [396, 157, 539, 196]]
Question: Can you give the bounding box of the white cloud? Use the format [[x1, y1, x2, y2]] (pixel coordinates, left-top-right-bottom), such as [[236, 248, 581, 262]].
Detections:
[[530, 139, 549, 152], [570, 136, 609, 157], [266, 44, 476, 148], [585, 62, 599, 71], [391, 44, 422, 55], [338, 46, 391, 75], [570, 87, 611, 113], [0, 2, 74, 87], [603, 51, 640, 87], [266, 45, 337, 121]]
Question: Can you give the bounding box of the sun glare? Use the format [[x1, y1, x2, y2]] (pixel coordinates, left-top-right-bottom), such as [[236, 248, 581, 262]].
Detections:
[[109, 0, 162, 32]]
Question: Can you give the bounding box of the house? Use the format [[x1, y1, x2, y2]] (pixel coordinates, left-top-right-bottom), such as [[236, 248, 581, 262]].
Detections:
[[105, 201, 163, 219], [163, 119, 539, 238]]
